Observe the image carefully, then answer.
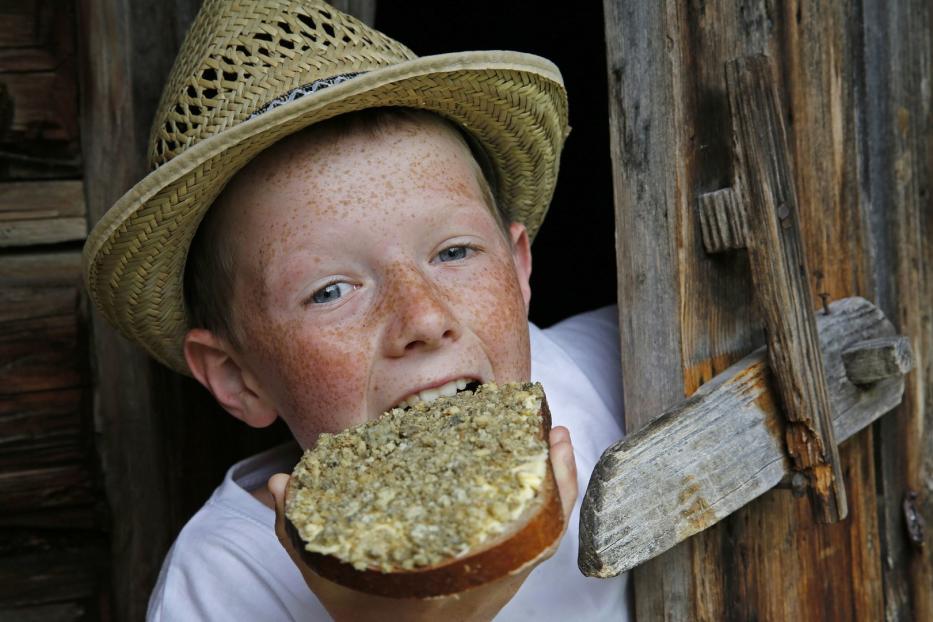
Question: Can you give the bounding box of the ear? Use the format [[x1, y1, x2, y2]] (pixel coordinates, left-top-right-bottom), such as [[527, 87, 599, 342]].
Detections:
[[183, 328, 278, 428], [508, 222, 533, 310]]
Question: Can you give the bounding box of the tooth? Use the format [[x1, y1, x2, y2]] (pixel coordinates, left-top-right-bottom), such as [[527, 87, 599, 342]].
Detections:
[[397, 378, 478, 410], [439, 381, 458, 398]]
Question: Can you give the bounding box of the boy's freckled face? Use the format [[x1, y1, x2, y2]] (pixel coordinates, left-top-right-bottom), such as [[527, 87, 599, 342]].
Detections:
[[220, 119, 531, 448]]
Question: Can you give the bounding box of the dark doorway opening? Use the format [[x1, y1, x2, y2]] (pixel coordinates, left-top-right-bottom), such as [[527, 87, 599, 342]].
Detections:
[[376, 3, 616, 327]]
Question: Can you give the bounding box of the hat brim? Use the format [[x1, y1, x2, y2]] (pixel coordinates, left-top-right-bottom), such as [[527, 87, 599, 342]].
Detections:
[[83, 50, 568, 374]]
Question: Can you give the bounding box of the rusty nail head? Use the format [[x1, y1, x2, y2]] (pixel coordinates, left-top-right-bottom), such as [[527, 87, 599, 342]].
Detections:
[[791, 472, 808, 497]]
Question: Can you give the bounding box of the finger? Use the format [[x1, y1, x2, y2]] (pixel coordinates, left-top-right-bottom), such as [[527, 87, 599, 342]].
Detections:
[[548, 426, 578, 522]]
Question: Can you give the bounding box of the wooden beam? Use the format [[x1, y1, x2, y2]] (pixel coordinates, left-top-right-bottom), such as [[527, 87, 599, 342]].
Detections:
[[579, 297, 909, 577], [726, 54, 846, 522], [602, 1, 699, 615]]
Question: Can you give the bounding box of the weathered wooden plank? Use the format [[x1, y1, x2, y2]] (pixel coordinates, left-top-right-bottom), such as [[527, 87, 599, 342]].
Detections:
[[602, 0, 699, 617], [0, 2, 79, 181], [580, 296, 906, 576], [603, 0, 782, 617], [0, 602, 86, 622], [77, 1, 178, 618], [0, 314, 83, 394], [0, 251, 81, 284], [0, 47, 58, 73], [727, 54, 847, 522], [0, 1, 54, 48], [0, 218, 85, 246], [0, 530, 107, 608], [76, 1, 287, 620], [0, 181, 85, 217], [667, 1, 776, 617], [861, 0, 933, 619], [0, 251, 82, 323], [0, 505, 104, 531], [702, 2, 885, 619], [0, 465, 97, 514], [0, 180, 86, 246], [0, 73, 79, 143], [0, 389, 84, 471]]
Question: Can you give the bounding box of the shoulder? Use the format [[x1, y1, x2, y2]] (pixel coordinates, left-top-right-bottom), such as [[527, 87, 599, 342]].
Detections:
[[147, 477, 327, 620], [530, 305, 624, 437], [540, 305, 620, 370]]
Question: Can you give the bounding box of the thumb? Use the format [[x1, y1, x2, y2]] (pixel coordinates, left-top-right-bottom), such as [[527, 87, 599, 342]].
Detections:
[[548, 426, 578, 523], [268, 473, 298, 557]]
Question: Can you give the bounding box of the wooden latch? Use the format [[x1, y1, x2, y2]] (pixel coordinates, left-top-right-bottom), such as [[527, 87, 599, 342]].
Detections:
[[578, 55, 915, 577], [578, 296, 913, 577], [699, 54, 846, 522]]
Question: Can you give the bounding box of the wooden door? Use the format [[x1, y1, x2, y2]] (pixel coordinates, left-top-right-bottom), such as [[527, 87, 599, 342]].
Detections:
[[603, 0, 931, 619]]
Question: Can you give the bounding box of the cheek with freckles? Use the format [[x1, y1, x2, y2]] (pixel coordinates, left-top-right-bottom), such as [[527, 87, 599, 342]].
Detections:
[[443, 253, 531, 383], [246, 315, 376, 446]]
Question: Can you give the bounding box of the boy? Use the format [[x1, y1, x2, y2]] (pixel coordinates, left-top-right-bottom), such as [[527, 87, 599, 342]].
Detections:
[[83, 1, 630, 619]]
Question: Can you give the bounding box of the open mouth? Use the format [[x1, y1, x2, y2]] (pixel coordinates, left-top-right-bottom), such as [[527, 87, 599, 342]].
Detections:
[[394, 378, 481, 411]]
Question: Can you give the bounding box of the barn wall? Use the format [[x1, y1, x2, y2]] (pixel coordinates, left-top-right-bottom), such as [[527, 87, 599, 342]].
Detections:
[[0, 1, 108, 620]]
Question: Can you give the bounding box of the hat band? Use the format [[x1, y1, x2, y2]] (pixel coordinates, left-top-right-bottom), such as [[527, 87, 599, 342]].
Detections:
[[249, 71, 368, 120]]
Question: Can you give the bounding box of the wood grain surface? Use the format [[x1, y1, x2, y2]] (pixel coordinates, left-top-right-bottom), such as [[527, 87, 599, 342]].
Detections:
[[603, 0, 929, 619]]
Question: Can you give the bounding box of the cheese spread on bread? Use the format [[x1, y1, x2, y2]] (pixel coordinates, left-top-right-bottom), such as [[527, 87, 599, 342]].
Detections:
[[286, 382, 549, 572]]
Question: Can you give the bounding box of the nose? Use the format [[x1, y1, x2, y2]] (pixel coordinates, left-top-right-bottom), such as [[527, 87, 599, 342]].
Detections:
[[381, 266, 461, 357]]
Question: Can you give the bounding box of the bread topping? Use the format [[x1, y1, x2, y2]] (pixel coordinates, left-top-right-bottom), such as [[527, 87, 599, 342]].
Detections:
[[286, 382, 548, 572]]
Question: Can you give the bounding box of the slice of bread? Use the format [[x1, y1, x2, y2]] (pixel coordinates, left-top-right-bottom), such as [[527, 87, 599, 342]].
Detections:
[[285, 382, 563, 598]]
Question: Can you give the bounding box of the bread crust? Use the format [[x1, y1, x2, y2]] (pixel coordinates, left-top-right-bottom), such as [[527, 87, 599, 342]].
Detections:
[[285, 396, 563, 598]]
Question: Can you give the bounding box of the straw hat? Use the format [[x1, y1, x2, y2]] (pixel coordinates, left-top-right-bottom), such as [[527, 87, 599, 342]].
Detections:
[[83, 0, 569, 374]]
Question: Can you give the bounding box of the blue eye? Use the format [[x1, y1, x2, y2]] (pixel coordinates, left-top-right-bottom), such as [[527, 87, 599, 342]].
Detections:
[[310, 282, 354, 304], [437, 246, 472, 262]]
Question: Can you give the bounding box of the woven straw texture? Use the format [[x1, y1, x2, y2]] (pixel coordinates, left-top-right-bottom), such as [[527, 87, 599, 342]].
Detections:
[[83, 0, 569, 374]]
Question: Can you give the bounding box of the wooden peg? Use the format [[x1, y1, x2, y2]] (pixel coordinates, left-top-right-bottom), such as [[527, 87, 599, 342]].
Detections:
[[842, 335, 913, 385], [697, 187, 747, 252]]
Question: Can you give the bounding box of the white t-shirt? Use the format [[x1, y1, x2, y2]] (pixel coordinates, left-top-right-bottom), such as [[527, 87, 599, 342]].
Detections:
[[148, 306, 631, 621]]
